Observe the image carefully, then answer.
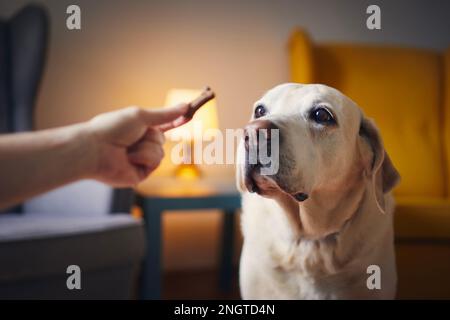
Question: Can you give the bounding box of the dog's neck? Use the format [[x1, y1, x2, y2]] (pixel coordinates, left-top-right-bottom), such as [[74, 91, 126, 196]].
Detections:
[[274, 168, 368, 240]]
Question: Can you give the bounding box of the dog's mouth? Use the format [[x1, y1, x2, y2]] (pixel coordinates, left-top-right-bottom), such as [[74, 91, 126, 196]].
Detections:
[[244, 170, 259, 193], [244, 167, 308, 202]]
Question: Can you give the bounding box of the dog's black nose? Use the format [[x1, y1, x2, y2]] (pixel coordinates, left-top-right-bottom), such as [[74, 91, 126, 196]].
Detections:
[[244, 119, 279, 151]]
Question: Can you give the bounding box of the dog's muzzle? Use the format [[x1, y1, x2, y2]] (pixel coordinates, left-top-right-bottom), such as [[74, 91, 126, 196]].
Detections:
[[243, 119, 278, 193], [242, 120, 308, 202]]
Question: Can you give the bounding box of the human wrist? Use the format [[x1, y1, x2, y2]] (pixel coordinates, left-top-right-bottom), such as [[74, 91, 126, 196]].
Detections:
[[63, 122, 99, 181]]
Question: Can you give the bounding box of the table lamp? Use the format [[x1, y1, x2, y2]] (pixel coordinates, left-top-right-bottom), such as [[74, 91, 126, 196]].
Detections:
[[165, 88, 219, 179]]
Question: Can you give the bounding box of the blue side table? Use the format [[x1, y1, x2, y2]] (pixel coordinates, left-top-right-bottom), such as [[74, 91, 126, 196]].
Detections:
[[136, 176, 241, 300]]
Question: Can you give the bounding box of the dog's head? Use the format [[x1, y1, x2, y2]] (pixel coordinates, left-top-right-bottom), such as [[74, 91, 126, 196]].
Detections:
[[236, 83, 400, 214]]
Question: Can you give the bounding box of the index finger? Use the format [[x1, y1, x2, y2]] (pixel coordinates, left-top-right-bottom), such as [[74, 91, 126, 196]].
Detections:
[[158, 116, 190, 132], [140, 103, 189, 126]]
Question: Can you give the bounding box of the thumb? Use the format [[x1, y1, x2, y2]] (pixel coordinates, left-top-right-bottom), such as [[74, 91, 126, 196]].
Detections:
[[140, 103, 189, 126]]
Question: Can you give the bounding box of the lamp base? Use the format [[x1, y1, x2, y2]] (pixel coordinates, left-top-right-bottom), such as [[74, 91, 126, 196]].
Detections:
[[174, 163, 202, 180]]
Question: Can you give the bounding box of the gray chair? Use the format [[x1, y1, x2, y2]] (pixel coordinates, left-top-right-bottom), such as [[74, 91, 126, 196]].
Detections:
[[0, 4, 145, 299]]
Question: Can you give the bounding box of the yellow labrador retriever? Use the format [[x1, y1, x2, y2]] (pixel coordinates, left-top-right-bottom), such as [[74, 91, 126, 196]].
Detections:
[[236, 83, 400, 299]]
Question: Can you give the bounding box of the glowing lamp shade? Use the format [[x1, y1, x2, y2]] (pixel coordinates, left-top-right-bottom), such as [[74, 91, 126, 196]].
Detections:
[[165, 88, 218, 141], [164, 88, 219, 179]]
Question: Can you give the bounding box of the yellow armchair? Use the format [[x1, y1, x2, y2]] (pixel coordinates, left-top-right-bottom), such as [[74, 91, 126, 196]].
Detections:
[[289, 28, 450, 299]]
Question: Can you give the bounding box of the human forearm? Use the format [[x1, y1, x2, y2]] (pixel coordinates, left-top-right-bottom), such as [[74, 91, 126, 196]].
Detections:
[[0, 123, 96, 209], [0, 103, 191, 210]]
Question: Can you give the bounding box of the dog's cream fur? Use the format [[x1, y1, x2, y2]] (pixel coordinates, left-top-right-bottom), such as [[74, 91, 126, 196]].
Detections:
[[237, 83, 400, 299]]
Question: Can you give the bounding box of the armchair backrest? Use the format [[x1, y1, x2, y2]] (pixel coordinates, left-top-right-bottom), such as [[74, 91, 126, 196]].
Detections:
[[0, 5, 48, 213], [0, 5, 48, 133], [289, 29, 448, 198]]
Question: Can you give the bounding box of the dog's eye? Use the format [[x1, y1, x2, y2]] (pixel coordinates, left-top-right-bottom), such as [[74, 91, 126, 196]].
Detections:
[[254, 105, 267, 118], [310, 107, 336, 125]]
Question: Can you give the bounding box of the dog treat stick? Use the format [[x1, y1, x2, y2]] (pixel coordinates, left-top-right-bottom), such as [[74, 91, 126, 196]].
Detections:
[[185, 86, 215, 120], [160, 86, 216, 132]]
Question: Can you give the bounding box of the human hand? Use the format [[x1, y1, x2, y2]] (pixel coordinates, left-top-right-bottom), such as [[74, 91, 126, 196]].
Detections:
[[85, 104, 189, 186]]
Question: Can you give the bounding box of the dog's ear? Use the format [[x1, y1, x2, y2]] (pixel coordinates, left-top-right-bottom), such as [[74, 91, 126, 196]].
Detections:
[[359, 117, 400, 213]]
